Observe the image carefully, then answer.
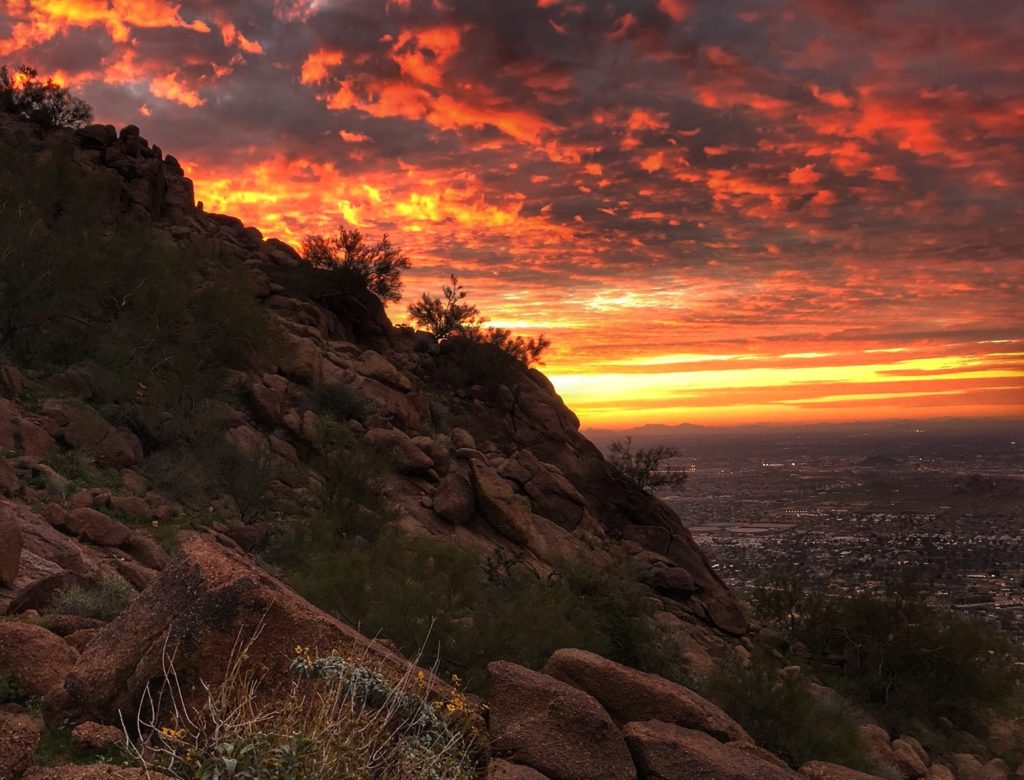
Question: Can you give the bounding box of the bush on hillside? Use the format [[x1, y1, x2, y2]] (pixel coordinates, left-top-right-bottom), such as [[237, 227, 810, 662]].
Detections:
[[273, 464, 687, 691], [0, 65, 93, 128], [698, 652, 874, 771], [748, 570, 1024, 731], [608, 436, 687, 493], [46, 575, 136, 620], [410, 276, 549, 367], [302, 225, 411, 303]]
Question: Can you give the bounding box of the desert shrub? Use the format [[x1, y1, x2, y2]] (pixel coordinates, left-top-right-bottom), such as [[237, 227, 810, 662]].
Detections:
[[749, 571, 1024, 731], [608, 436, 687, 493], [47, 575, 136, 620], [276, 514, 687, 692], [302, 226, 410, 303], [410, 276, 549, 367], [214, 443, 274, 525], [0, 65, 92, 128], [698, 652, 874, 771], [129, 642, 483, 779], [0, 670, 28, 705], [315, 382, 371, 422]]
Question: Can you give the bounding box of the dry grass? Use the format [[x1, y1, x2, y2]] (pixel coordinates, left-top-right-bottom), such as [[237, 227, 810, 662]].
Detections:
[[124, 630, 485, 780]]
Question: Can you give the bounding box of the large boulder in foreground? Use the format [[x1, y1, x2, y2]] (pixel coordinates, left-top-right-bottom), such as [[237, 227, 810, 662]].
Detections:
[[543, 648, 750, 743], [623, 720, 800, 780], [488, 660, 636, 780], [0, 711, 42, 780], [56, 533, 416, 725], [0, 621, 79, 698]]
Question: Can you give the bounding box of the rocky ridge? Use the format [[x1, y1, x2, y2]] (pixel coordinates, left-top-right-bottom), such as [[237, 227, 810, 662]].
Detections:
[[1, 113, 1021, 779]]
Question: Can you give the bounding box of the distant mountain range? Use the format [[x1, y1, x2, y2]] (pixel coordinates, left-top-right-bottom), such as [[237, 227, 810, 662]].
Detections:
[[582, 417, 1024, 446]]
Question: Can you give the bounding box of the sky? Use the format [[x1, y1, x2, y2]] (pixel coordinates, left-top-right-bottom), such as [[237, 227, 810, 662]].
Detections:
[[2, 0, 1022, 428]]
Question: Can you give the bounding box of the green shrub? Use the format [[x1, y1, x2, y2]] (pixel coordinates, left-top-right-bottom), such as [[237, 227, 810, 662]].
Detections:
[[275, 512, 687, 692], [0, 670, 28, 705], [314, 382, 371, 422], [698, 652, 874, 771], [748, 571, 1024, 732], [302, 226, 411, 303], [47, 575, 136, 620]]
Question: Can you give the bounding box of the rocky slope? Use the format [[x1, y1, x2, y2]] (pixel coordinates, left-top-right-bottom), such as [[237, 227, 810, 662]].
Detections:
[[1, 113, 1021, 780]]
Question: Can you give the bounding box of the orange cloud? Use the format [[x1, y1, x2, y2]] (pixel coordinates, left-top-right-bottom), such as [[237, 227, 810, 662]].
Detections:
[[0, 0, 210, 53], [150, 71, 204, 108], [301, 49, 345, 85]]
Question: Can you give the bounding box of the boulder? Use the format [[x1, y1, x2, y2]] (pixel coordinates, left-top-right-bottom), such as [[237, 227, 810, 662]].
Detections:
[[364, 427, 435, 477], [64, 508, 130, 548], [0, 710, 42, 780], [891, 738, 928, 778], [470, 460, 531, 545], [487, 661, 636, 780], [543, 648, 749, 743], [0, 398, 54, 456], [623, 720, 800, 780], [434, 470, 476, 525], [57, 404, 140, 467], [982, 759, 1011, 780], [858, 725, 897, 776], [0, 620, 79, 697], [500, 451, 586, 530], [924, 767, 954, 780], [800, 761, 886, 780], [108, 496, 153, 523], [41, 615, 106, 637], [0, 504, 22, 585], [70, 721, 124, 751], [489, 760, 550, 779], [58, 534, 423, 725], [951, 754, 987, 780]]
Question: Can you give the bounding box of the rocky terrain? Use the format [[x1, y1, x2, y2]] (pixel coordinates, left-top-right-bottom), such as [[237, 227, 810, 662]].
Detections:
[[0, 113, 1021, 780]]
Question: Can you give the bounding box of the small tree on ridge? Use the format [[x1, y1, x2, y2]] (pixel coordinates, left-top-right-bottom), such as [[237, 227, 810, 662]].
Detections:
[[301, 225, 411, 303]]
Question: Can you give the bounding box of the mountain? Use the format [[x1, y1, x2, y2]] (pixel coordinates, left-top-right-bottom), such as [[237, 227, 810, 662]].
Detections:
[[0, 111, 1020, 780]]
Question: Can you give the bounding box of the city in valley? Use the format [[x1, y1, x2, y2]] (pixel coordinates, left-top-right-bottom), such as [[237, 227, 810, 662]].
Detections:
[[589, 419, 1024, 638]]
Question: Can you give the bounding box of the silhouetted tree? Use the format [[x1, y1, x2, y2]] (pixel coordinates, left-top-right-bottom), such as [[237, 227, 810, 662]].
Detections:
[[409, 276, 550, 366], [608, 436, 687, 492], [408, 275, 481, 342], [301, 225, 410, 303], [0, 65, 93, 128]]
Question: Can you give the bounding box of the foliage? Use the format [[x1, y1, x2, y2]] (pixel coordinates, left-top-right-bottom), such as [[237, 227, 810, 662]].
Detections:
[[0, 65, 93, 128], [314, 382, 372, 422], [215, 443, 274, 525], [46, 575, 136, 620], [748, 570, 1024, 731], [129, 639, 483, 780], [301, 226, 411, 303], [408, 276, 482, 342], [0, 140, 271, 452], [274, 478, 687, 691], [0, 670, 28, 705], [409, 276, 549, 367], [698, 652, 874, 771], [607, 436, 687, 493]]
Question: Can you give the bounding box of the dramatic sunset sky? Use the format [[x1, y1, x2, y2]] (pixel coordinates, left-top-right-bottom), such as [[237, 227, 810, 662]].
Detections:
[[3, 0, 1022, 427]]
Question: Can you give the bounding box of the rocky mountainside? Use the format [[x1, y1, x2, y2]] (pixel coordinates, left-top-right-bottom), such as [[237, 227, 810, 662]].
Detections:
[[0, 113, 1021, 780]]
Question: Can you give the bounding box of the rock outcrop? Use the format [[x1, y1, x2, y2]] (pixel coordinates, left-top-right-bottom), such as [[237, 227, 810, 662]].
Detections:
[[57, 533, 423, 725]]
